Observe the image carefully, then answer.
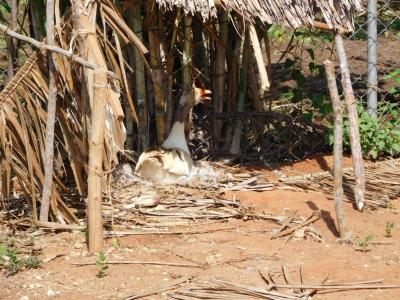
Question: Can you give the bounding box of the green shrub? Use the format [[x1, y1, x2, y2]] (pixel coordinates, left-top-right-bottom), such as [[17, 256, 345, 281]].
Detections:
[[329, 102, 400, 159]]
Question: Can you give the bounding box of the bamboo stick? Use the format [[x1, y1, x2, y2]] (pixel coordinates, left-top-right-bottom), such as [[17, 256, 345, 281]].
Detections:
[[182, 15, 193, 91], [148, 0, 167, 143], [7, 0, 18, 82], [213, 11, 228, 142], [166, 8, 181, 132], [334, 33, 365, 211], [230, 27, 250, 155], [134, 2, 148, 151], [324, 60, 350, 240], [40, 0, 57, 222], [249, 24, 270, 96]]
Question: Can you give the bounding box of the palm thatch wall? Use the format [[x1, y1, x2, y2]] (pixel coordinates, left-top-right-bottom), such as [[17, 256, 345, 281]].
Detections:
[[0, 0, 364, 223], [157, 0, 363, 31]]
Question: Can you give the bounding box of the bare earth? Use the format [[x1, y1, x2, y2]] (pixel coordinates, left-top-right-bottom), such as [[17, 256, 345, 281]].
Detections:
[[0, 154, 399, 300]]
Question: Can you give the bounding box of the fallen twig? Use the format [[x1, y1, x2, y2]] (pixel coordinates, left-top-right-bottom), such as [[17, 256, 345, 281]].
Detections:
[[125, 276, 193, 300], [72, 260, 203, 268], [272, 210, 322, 239], [104, 226, 237, 237]]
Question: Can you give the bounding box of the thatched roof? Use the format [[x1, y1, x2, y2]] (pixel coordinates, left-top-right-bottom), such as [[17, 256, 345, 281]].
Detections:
[[157, 0, 364, 31]]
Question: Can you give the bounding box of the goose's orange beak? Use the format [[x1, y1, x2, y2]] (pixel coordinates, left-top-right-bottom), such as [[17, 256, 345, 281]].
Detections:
[[197, 88, 212, 102]]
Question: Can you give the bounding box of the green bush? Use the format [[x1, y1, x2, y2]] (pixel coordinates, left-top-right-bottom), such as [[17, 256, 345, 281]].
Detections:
[[329, 102, 400, 159]]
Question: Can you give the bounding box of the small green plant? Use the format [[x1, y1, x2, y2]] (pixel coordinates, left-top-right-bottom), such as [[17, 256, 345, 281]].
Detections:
[[356, 234, 374, 252], [387, 201, 397, 212], [111, 237, 121, 249], [385, 222, 395, 237], [0, 245, 22, 275], [0, 243, 42, 275], [95, 251, 109, 278], [25, 256, 41, 269]]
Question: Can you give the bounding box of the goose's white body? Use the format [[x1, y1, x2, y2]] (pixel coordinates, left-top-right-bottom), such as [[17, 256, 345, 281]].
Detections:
[[135, 147, 193, 184], [134, 88, 211, 184]]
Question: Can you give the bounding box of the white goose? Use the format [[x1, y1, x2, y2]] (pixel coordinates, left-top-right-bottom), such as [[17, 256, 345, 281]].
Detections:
[[135, 87, 212, 184]]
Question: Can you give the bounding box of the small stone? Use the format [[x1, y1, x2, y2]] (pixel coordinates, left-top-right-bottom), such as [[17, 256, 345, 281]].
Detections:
[[19, 296, 29, 300], [47, 289, 56, 297]]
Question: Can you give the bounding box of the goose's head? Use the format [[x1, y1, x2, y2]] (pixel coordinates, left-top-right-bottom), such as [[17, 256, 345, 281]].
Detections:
[[178, 87, 212, 108]]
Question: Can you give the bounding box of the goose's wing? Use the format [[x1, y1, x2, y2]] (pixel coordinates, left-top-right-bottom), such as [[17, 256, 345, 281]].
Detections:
[[161, 149, 193, 175], [135, 148, 193, 183]]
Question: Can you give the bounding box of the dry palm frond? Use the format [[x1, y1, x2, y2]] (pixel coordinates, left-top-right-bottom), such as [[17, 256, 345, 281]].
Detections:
[[0, 3, 149, 223]]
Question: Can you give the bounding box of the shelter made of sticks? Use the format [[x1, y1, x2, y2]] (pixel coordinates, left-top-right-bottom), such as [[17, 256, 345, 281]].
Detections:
[[0, 0, 363, 225]]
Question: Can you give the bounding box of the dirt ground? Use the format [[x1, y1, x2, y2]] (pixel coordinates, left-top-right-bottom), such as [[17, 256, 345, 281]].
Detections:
[[1, 154, 399, 300]]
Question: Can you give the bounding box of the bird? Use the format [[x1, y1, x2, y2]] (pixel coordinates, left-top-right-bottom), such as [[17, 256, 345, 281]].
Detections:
[[134, 86, 212, 184]]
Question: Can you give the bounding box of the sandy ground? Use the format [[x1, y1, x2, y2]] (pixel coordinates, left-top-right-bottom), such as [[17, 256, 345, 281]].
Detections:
[[0, 154, 399, 300]]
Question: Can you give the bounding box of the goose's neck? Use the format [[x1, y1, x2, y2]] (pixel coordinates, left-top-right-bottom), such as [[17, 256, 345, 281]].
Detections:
[[162, 121, 189, 154]]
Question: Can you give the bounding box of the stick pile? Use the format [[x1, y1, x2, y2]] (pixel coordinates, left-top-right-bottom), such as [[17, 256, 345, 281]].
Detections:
[[283, 159, 400, 208]]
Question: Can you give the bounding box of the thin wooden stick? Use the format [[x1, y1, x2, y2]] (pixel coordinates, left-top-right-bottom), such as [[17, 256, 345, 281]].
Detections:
[[272, 283, 400, 290], [124, 276, 193, 300], [72, 260, 203, 268], [335, 33, 365, 211], [104, 226, 237, 237], [31, 220, 84, 230], [40, 0, 57, 222], [324, 59, 350, 240], [0, 23, 118, 79]]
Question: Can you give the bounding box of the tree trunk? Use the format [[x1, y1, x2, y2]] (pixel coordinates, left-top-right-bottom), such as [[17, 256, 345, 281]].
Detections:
[[334, 33, 365, 211], [40, 0, 57, 222], [71, 0, 108, 253], [324, 60, 350, 240]]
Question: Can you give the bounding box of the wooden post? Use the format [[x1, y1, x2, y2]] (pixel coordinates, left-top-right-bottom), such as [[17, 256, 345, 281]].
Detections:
[[87, 69, 107, 253], [324, 60, 351, 240], [40, 0, 57, 221], [334, 33, 365, 211], [71, 0, 107, 253]]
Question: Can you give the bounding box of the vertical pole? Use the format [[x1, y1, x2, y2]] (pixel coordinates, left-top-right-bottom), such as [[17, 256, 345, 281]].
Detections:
[[71, 0, 106, 253], [367, 0, 377, 117], [40, 0, 57, 221], [335, 33, 365, 211], [324, 60, 350, 240]]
